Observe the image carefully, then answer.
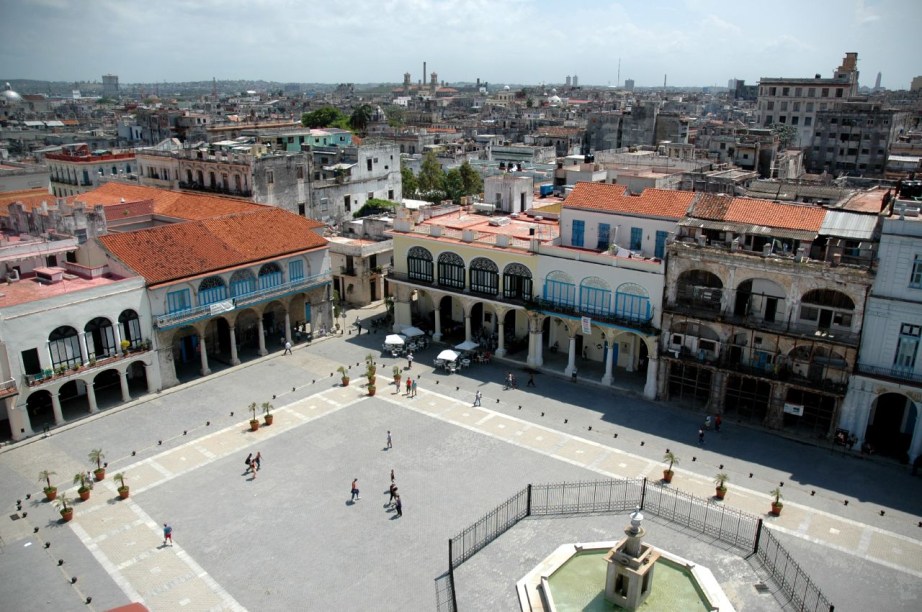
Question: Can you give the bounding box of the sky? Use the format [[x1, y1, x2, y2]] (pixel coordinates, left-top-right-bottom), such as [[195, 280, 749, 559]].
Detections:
[[1, 0, 921, 89]]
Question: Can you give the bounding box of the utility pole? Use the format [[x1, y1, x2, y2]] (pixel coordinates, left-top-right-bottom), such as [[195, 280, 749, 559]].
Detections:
[[617, 58, 621, 88]]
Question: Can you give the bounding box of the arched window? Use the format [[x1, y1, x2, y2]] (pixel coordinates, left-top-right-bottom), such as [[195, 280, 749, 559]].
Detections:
[[614, 283, 651, 322], [230, 269, 257, 297], [469, 257, 499, 295], [258, 263, 283, 290], [580, 277, 612, 316], [84, 317, 116, 359], [503, 263, 532, 300], [799, 289, 855, 330], [407, 246, 433, 282], [676, 269, 723, 311], [199, 276, 228, 305], [437, 252, 465, 289], [49, 326, 81, 369], [119, 310, 141, 348], [544, 270, 576, 306]]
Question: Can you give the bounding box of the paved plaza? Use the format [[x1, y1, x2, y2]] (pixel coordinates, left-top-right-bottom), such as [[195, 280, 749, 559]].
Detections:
[[1, 305, 921, 611]]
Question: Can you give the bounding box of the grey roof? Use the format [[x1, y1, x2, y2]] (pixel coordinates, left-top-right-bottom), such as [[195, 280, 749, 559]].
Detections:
[[818, 210, 879, 239]]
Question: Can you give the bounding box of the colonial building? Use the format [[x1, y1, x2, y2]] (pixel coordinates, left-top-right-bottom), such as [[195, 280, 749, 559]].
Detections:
[[45, 143, 136, 197]]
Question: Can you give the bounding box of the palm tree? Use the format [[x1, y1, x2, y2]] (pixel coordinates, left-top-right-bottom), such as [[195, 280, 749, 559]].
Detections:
[[38, 469, 57, 493], [349, 104, 373, 135], [88, 449, 105, 475]]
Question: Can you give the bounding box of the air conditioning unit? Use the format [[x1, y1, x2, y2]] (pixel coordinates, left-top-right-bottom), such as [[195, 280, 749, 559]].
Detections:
[[6, 269, 20, 282]]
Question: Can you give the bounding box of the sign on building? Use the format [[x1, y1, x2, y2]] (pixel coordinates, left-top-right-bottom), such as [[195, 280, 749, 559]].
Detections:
[[581, 316, 592, 335], [783, 403, 804, 416]]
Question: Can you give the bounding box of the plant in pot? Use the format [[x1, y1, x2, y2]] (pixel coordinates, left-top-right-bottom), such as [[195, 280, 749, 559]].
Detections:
[[392, 365, 401, 386], [366, 363, 377, 396], [39, 469, 57, 501], [262, 401, 274, 426], [769, 487, 783, 516], [74, 472, 93, 501], [714, 472, 729, 500], [338, 366, 350, 387], [114, 472, 129, 499], [365, 354, 377, 376], [662, 451, 679, 484], [120, 339, 130, 353], [88, 448, 106, 481], [248, 402, 260, 431], [57, 494, 74, 523]]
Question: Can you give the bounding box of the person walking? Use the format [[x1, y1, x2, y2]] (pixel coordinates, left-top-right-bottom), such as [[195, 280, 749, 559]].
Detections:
[[283, 340, 292, 355], [715, 414, 722, 433], [504, 372, 512, 390], [405, 377, 412, 396], [162, 523, 173, 546], [390, 469, 395, 484], [704, 415, 712, 430], [411, 378, 417, 397], [698, 428, 705, 446], [351, 478, 360, 501], [254, 451, 262, 471], [527, 372, 536, 387], [244, 453, 253, 474], [387, 430, 393, 449], [388, 483, 398, 506], [473, 390, 482, 407], [394, 495, 402, 517], [407, 352, 414, 370], [250, 458, 257, 479]]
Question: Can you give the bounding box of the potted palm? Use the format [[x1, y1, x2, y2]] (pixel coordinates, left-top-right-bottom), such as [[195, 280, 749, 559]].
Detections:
[[366, 366, 377, 396], [769, 487, 783, 516], [57, 494, 74, 523], [248, 402, 260, 431], [662, 451, 679, 484], [714, 472, 729, 500], [114, 472, 129, 499], [39, 469, 57, 501], [365, 354, 377, 376], [74, 472, 93, 501], [262, 401, 274, 426], [338, 365, 350, 387], [393, 365, 401, 386], [88, 448, 106, 481]]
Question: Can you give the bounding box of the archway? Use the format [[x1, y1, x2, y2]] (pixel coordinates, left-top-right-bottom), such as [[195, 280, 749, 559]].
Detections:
[[126, 361, 149, 397], [263, 301, 287, 347], [866, 393, 917, 460], [723, 375, 771, 425], [58, 380, 91, 421], [93, 368, 123, 409], [85, 317, 117, 360], [734, 278, 786, 322], [26, 391, 54, 431], [49, 326, 81, 369], [436, 295, 465, 343], [119, 309, 142, 348], [676, 269, 723, 312], [204, 318, 233, 365], [667, 362, 712, 407], [171, 326, 202, 383], [235, 309, 262, 359]]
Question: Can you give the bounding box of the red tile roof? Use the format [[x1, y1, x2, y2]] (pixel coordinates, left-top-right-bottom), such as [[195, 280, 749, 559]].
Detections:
[[0, 188, 62, 216], [563, 183, 695, 219], [689, 194, 826, 231], [98, 207, 327, 286], [79, 183, 264, 220]]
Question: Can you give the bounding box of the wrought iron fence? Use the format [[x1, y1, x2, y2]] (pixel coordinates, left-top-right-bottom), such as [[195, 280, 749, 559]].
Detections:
[[449, 486, 529, 569], [530, 478, 644, 516], [754, 526, 834, 612]]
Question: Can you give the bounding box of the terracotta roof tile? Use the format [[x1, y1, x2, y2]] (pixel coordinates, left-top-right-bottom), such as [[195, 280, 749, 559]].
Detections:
[[689, 194, 826, 232], [563, 182, 695, 219], [0, 188, 64, 216], [80, 183, 264, 220], [98, 207, 327, 285]]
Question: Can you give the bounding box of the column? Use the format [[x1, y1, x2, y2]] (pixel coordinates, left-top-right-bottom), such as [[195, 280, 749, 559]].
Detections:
[[199, 333, 211, 376], [464, 314, 472, 343], [564, 334, 577, 376], [526, 322, 537, 369], [229, 325, 240, 365], [51, 392, 64, 426], [496, 319, 506, 357], [10, 404, 34, 441], [257, 318, 267, 356], [433, 310, 442, 342], [602, 340, 615, 385], [284, 312, 292, 344], [113, 324, 123, 357], [86, 381, 98, 413], [643, 355, 659, 400], [78, 332, 89, 365], [119, 370, 131, 402], [534, 321, 544, 367], [145, 363, 158, 394]]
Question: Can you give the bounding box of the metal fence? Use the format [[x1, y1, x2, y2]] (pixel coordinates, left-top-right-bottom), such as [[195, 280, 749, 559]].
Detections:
[[449, 486, 529, 569], [530, 478, 644, 516], [755, 525, 834, 612]]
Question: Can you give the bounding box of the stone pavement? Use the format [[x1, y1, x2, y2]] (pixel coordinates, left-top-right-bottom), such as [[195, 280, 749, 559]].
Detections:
[[0, 307, 920, 611]]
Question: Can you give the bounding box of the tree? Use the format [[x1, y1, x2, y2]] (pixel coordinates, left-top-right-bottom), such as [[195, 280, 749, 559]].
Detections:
[[385, 105, 406, 128], [354, 198, 397, 218], [772, 123, 798, 150], [444, 168, 464, 204], [401, 164, 418, 198], [459, 161, 483, 196], [349, 104, 373, 134], [417, 151, 445, 197], [301, 106, 346, 129]]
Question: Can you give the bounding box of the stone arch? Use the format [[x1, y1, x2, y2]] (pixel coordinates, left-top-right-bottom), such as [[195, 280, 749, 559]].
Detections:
[[125, 360, 149, 396], [26, 390, 55, 430], [543, 270, 576, 306], [502, 263, 532, 300], [230, 269, 257, 297], [407, 246, 433, 282], [787, 345, 849, 386], [866, 393, 918, 460], [198, 276, 228, 305], [92, 367, 123, 409], [733, 278, 787, 321], [258, 262, 283, 290], [119, 309, 142, 347], [437, 251, 465, 289], [614, 282, 652, 322], [48, 326, 81, 369], [469, 257, 499, 295], [84, 316, 117, 360], [676, 269, 723, 312]]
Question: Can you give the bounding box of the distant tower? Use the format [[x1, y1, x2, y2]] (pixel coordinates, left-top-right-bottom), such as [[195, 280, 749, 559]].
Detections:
[[625, 79, 635, 91], [664, 74, 667, 90], [102, 74, 119, 97], [403, 72, 411, 94], [423, 61, 427, 87], [430, 72, 438, 90], [572, 75, 578, 87], [617, 58, 621, 88], [874, 71, 882, 90], [566, 75, 572, 87], [212, 77, 217, 100]]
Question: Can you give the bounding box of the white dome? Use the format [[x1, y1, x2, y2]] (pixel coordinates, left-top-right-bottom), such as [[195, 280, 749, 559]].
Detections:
[[1, 82, 23, 105], [503, 85, 510, 91], [548, 95, 562, 104]]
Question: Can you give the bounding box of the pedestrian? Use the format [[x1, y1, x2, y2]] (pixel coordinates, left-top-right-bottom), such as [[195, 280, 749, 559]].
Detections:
[[283, 341, 292, 355], [254, 451, 262, 471], [411, 378, 417, 397], [407, 352, 414, 370], [527, 372, 536, 387], [162, 523, 173, 546], [351, 478, 360, 501], [250, 459, 257, 479], [704, 415, 712, 430], [387, 430, 393, 449], [715, 414, 722, 433], [504, 372, 512, 390], [279, 336, 285, 347], [389, 483, 398, 505], [244, 453, 253, 473], [698, 428, 705, 446], [511, 374, 517, 390], [405, 377, 412, 396], [395, 495, 402, 517], [473, 390, 482, 406], [390, 468, 395, 483]]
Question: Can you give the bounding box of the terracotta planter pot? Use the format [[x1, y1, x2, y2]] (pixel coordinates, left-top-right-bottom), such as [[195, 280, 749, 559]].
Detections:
[[341, 377, 350, 387], [249, 420, 259, 432], [368, 387, 377, 397], [663, 470, 674, 483], [60, 509, 74, 523], [715, 487, 727, 500], [770, 502, 783, 516], [94, 468, 106, 482], [118, 487, 130, 499], [264, 414, 274, 426], [78, 488, 91, 502], [394, 376, 401, 385], [44, 488, 57, 502]]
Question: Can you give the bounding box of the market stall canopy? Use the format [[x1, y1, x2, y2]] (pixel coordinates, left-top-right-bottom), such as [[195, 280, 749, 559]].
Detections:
[[402, 326, 426, 338], [437, 349, 460, 362], [384, 334, 405, 346], [454, 340, 479, 352]]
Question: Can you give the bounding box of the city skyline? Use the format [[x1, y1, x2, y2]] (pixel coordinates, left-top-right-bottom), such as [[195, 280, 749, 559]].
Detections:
[[1, 0, 921, 89]]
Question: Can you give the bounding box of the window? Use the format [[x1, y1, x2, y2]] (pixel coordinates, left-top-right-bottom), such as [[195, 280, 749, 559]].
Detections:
[[795, 87, 802, 97], [267, 171, 274, 184], [630, 227, 643, 251], [580, 277, 612, 315], [792, 101, 800, 112], [469, 257, 499, 295], [344, 195, 351, 212], [766, 101, 775, 111], [822, 88, 829, 97], [367, 159, 373, 171], [289, 259, 304, 281], [229, 269, 256, 297], [198, 276, 228, 305], [894, 324, 921, 374], [407, 246, 433, 282], [792, 116, 799, 125], [503, 263, 532, 300], [911, 255, 922, 288], [258, 263, 283, 290], [597, 223, 610, 250], [437, 252, 465, 289], [48, 327, 81, 369], [614, 283, 651, 321], [654, 230, 668, 258], [808, 88, 815, 97], [782, 87, 790, 96], [544, 271, 576, 306], [167, 288, 191, 313], [835, 88, 844, 98], [780, 101, 788, 111], [806, 102, 814, 112], [804, 117, 812, 127], [297, 166, 304, 179], [572, 220, 585, 247]]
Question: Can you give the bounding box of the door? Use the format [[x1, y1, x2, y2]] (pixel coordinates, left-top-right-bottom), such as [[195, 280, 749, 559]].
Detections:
[[370, 279, 378, 301], [818, 309, 833, 330], [765, 297, 778, 323]]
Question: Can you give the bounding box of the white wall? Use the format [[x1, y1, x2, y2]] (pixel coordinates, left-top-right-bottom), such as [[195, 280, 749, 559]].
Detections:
[[559, 208, 677, 258]]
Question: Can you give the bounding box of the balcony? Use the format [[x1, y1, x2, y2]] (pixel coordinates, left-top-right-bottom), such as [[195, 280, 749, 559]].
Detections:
[[178, 181, 252, 198], [856, 363, 922, 386], [530, 298, 657, 335], [387, 271, 531, 309], [0, 378, 19, 399], [154, 271, 331, 330], [23, 344, 152, 388]]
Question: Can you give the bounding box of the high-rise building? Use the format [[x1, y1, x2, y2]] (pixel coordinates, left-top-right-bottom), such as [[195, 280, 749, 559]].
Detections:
[[102, 74, 119, 98], [624, 79, 635, 91], [874, 72, 882, 91]]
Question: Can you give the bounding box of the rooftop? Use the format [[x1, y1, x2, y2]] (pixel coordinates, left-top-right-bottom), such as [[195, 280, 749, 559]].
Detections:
[[690, 194, 827, 232], [78, 183, 265, 221], [563, 183, 695, 220], [0, 268, 130, 308]]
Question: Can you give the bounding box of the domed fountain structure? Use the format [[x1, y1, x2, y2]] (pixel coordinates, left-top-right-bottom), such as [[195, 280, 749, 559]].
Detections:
[[602, 507, 660, 609]]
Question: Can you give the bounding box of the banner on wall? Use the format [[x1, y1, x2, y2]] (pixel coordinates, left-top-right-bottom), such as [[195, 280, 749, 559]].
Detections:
[[783, 403, 804, 416], [581, 316, 592, 335]]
